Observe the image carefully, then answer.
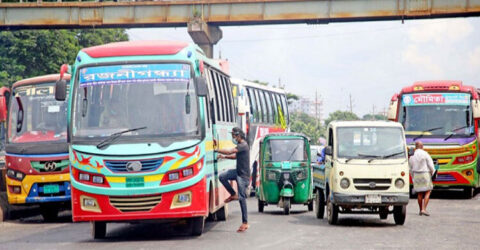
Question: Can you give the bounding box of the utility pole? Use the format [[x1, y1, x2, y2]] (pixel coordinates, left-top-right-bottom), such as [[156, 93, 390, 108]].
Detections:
[[372, 104, 376, 120], [347, 94, 354, 113], [315, 90, 318, 128]]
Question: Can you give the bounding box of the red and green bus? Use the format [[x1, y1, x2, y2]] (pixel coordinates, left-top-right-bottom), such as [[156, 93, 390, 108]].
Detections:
[[388, 81, 480, 198]]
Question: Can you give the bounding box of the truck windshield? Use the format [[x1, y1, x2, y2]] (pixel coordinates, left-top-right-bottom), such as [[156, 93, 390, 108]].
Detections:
[[337, 127, 405, 159], [265, 139, 306, 162], [8, 82, 67, 143], [399, 92, 473, 137], [72, 63, 200, 141]]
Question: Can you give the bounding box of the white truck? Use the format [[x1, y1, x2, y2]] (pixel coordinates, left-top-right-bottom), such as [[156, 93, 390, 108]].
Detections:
[[313, 121, 409, 225]]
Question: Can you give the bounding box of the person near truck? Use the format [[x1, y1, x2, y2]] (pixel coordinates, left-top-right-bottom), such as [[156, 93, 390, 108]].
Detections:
[[409, 141, 435, 216]]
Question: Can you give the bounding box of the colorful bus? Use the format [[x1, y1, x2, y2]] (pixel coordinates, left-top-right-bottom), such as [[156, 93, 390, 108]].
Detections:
[[230, 78, 289, 191], [5, 74, 71, 220], [0, 86, 11, 209], [388, 81, 480, 198], [55, 41, 237, 238]]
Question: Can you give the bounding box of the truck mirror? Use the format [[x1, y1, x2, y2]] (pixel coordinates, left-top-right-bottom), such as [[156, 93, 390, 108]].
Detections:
[[195, 77, 208, 97], [324, 146, 333, 156], [55, 80, 67, 101]]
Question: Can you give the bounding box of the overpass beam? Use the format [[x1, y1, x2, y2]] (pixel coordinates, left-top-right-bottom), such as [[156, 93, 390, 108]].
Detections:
[[188, 19, 222, 58]]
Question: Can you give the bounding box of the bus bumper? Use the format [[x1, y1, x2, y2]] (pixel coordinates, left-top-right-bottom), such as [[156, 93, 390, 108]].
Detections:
[[6, 173, 71, 204], [72, 177, 208, 222]]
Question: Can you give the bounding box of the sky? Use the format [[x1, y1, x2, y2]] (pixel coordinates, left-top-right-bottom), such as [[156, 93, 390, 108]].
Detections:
[[128, 17, 480, 119]]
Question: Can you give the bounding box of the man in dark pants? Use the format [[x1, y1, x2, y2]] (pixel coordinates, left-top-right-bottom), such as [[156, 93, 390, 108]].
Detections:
[[217, 127, 250, 232]]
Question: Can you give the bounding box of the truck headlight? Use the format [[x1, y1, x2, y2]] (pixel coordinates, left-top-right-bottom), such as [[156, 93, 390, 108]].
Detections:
[[340, 178, 350, 189], [395, 178, 405, 189]]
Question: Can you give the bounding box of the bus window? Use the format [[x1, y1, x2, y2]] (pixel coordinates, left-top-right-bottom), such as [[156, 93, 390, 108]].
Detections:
[[209, 69, 221, 122], [280, 94, 289, 125], [214, 72, 225, 122], [221, 76, 232, 122], [265, 92, 274, 124], [254, 89, 263, 123], [258, 90, 268, 123], [247, 88, 257, 123], [270, 92, 278, 125], [226, 78, 236, 122]]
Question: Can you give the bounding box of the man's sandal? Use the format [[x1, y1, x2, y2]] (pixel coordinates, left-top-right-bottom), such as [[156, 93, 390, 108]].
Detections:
[[237, 224, 249, 233]]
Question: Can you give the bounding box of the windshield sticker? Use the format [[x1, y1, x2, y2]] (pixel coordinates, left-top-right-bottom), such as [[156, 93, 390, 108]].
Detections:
[[47, 105, 60, 113], [79, 64, 191, 86], [15, 85, 54, 97], [402, 93, 470, 106]]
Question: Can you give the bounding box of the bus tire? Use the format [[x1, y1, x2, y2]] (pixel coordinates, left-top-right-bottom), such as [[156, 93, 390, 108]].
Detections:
[[92, 221, 107, 239], [463, 187, 473, 199], [393, 205, 406, 225], [191, 216, 205, 236], [314, 189, 325, 219], [215, 204, 228, 221], [40, 204, 59, 222]]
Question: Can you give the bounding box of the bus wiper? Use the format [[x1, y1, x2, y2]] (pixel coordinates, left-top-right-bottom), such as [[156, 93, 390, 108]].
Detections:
[[96, 126, 147, 149], [444, 126, 469, 141], [413, 127, 443, 141]]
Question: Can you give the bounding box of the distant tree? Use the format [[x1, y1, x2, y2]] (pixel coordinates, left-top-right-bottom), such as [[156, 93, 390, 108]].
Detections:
[[289, 112, 325, 144], [324, 110, 359, 127], [0, 29, 128, 86], [286, 93, 299, 104], [248, 80, 269, 86], [362, 113, 387, 121]]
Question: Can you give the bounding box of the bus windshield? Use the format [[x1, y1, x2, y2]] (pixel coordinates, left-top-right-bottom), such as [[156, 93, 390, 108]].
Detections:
[[399, 93, 473, 137], [265, 139, 306, 162], [72, 63, 200, 141], [337, 127, 405, 159], [8, 82, 67, 143]]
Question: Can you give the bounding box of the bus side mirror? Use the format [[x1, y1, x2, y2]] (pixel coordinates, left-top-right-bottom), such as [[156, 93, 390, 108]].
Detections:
[[387, 100, 398, 120], [472, 100, 480, 119], [324, 146, 332, 156], [55, 80, 67, 101], [408, 147, 415, 157], [195, 77, 208, 97]]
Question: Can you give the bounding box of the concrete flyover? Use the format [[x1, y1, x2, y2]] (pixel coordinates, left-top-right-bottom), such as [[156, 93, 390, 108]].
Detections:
[[1, 0, 480, 56]]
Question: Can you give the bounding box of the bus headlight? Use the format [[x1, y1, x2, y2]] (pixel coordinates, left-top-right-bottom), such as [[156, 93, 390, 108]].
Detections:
[[6, 169, 25, 181], [340, 178, 350, 189], [395, 178, 405, 189]]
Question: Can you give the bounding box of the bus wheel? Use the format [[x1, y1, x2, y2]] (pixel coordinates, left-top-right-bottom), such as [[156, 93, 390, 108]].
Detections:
[[92, 221, 107, 239], [191, 217, 205, 236], [258, 200, 264, 213], [314, 189, 325, 219], [215, 204, 228, 221], [463, 187, 474, 199], [393, 205, 406, 225], [40, 204, 59, 222]]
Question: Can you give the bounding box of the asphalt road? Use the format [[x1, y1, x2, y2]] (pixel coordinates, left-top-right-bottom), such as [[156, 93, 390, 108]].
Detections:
[[0, 190, 479, 250]]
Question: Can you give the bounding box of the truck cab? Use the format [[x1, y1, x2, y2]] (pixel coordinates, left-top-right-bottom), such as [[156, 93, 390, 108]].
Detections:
[[314, 121, 409, 225]]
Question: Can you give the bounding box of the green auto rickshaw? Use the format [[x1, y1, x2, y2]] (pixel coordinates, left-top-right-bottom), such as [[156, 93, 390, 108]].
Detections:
[[257, 133, 314, 215]]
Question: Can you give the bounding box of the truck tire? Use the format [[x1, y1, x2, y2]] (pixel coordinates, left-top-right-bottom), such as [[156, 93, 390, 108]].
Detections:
[[393, 205, 406, 225], [327, 194, 338, 225], [92, 221, 107, 239], [314, 189, 325, 219]]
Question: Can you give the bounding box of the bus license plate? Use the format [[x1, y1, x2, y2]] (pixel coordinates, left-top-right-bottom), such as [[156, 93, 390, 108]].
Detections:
[[126, 177, 144, 188], [365, 194, 381, 204], [43, 184, 60, 194]]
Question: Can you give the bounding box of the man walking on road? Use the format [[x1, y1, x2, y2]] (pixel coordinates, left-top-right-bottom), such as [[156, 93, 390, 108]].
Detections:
[[217, 127, 250, 232], [409, 141, 435, 216]]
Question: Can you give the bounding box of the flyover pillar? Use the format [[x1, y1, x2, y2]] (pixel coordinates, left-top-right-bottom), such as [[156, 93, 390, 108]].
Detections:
[[188, 19, 222, 58]]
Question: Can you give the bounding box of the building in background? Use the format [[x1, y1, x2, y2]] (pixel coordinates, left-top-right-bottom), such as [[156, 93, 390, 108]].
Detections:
[[288, 96, 323, 123]]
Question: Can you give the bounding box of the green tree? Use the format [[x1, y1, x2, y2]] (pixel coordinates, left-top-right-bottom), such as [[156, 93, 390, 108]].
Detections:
[[289, 112, 325, 144], [0, 29, 128, 86], [286, 93, 299, 104], [362, 113, 387, 121], [324, 110, 359, 127], [248, 80, 269, 86]]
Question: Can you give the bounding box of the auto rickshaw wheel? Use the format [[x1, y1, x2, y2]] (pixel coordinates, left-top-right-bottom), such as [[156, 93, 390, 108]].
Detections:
[[379, 207, 389, 220], [307, 201, 313, 211], [393, 205, 406, 225], [190, 216, 205, 236], [92, 221, 107, 239], [258, 200, 264, 213], [315, 189, 325, 219], [283, 198, 290, 215], [327, 194, 338, 225]]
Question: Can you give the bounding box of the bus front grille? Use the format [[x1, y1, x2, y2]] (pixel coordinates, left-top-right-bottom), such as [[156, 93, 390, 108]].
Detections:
[[109, 194, 162, 212], [434, 174, 456, 182], [104, 158, 164, 173]]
